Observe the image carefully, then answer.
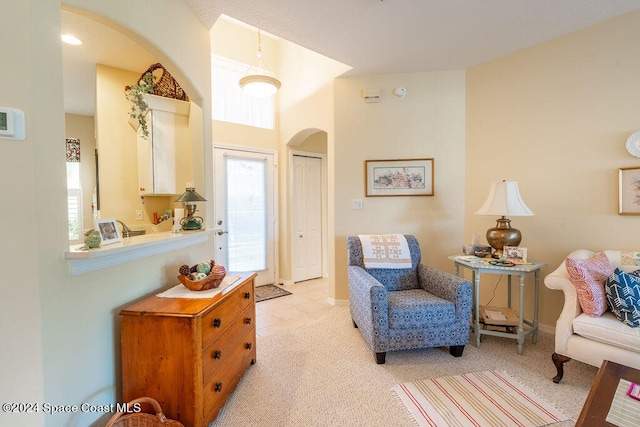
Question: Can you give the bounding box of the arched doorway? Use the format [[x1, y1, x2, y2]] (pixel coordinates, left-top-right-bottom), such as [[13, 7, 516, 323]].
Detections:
[[288, 129, 328, 283]]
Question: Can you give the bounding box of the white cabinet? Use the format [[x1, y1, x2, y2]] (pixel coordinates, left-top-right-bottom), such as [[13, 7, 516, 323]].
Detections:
[[132, 94, 191, 195]]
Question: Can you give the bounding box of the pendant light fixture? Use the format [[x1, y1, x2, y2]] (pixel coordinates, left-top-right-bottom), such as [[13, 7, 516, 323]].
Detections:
[[239, 29, 281, 98]]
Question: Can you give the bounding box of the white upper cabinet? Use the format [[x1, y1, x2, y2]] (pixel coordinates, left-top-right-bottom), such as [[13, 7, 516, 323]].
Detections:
[[131, 94, 191, 195]]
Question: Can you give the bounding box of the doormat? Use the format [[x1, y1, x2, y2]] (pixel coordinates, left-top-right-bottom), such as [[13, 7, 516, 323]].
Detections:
[[392, 370, 568, 427], [255, 284, 292, 302]]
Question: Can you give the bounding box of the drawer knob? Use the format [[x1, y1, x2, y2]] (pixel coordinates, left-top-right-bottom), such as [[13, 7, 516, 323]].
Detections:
[[214, 382, 223, 392], [244, 317, 252, 325], [213, 350, 222, 359], [244, 292, 251, 299], [212, 318, 222, 328], [245, 342, 252, 350]]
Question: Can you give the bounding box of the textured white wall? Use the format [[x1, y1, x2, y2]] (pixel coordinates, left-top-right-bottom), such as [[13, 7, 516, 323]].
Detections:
[[466, 10, 640, 327], [0, 1, 212, 426], [334, 71, 467, 301]]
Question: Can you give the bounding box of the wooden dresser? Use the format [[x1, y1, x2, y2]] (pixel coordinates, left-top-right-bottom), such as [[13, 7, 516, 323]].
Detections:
[[120, 272, 257, 427]]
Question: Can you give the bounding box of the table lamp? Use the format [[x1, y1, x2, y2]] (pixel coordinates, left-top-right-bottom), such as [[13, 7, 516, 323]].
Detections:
[[175, 185, 207, 230], [476, 180, 534, 257]]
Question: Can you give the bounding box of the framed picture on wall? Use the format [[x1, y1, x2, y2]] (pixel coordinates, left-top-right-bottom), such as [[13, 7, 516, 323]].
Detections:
[[94, 218, 122, 245], [365, 158, 434, 197], [619, 167, 640, 215]]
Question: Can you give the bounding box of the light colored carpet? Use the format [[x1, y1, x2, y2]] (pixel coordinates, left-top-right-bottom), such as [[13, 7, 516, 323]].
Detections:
[[393, 370, 568, 426], [211, 306, 597, 426]]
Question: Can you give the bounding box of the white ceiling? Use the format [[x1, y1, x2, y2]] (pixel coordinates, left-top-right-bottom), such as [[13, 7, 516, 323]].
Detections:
[[184, 0, 640, 75], [61, 10, 157, 116], [62, 1, 640, 115]]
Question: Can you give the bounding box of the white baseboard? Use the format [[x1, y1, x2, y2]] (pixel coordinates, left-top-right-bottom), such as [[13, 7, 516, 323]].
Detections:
[[538, 323, 555, 335]]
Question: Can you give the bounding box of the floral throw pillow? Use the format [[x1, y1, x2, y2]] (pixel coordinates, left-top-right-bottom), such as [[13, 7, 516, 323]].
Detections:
[[565, 252, 614, 317], [605, 268, 640, 327]]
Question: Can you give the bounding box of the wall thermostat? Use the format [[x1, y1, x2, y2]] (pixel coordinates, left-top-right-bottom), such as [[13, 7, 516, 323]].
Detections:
[[393, 86, 407, 98], [0, 107, 26, 140]]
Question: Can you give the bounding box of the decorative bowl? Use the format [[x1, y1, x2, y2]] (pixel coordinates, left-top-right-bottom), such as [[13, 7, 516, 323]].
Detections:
[[474, 248, 492, 258], [177, 266, 226, 291]]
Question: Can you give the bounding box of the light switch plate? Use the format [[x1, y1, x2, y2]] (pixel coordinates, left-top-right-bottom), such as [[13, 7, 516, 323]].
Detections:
[[352, 199, 363, 210]]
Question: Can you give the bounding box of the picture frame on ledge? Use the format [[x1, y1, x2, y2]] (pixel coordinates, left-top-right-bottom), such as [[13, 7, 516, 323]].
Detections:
[[365, 158, 434, 197], [504, 246, 527, 263], [618, 167, 640, 215], [94, 218, 122, 245]]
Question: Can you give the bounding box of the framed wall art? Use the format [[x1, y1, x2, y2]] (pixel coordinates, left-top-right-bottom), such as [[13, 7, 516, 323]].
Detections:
[[619, 167, 640, 215], [365, 158, 434, 197], [94, 218, 122, 245]]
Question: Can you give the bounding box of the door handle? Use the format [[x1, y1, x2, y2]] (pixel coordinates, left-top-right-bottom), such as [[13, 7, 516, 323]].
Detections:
[[217, 231, 228, 236]]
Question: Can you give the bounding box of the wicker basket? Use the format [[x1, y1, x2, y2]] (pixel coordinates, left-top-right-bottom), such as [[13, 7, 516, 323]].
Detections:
[[105, 397, 184, 427], [178, 266, 226, 291], [139, 63, 189, 102]]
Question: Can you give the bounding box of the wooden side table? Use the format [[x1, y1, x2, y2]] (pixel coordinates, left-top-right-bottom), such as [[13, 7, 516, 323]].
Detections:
[[576, 360, 640, 426], [449, 256, 545, 355]]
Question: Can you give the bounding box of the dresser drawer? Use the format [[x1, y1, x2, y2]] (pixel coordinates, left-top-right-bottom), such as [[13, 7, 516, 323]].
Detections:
[[202, 305, 255, 384], [203, 328, 256, 420], [202, 279, 254, 349]]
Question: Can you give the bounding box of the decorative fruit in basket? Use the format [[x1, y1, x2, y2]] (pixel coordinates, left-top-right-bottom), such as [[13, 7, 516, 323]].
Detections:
[[188, 272, 207, 281], [177, 259, 226, 291], [210, 262, 225, 277], [196, 262, 211, 275]]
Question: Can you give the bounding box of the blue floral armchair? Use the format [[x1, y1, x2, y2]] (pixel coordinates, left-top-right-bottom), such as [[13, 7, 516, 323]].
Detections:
[[348, 235, 472, 364]]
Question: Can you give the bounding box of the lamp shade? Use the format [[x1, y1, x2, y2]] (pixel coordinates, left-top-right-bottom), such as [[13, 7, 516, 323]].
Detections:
[[239, 74, 281, 98], [175, 188, 207, 202], [476, 181, 534, 216], [239, 29, 281, 98]]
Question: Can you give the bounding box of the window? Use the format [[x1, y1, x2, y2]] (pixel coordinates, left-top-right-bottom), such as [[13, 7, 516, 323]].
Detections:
[[66, 138, 82, 243], [211, 55, 275, 129]]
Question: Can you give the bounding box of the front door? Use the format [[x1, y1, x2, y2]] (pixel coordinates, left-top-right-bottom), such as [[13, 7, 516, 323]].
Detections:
[[213, 147, 276, 286]]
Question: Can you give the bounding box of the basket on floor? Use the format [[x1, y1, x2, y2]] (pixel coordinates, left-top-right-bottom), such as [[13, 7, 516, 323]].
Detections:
[[138, 63, 189, 101], [105, 397, 184, 427]]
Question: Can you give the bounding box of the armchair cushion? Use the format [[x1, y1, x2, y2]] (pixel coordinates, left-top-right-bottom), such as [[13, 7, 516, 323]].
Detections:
[[565, 252, 614, 317], [388, 290, 455, 329], [605, 268, 640, 327]]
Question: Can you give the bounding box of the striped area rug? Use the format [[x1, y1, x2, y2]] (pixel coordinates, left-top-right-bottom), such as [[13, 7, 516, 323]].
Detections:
[[392, 370, 568, 427]]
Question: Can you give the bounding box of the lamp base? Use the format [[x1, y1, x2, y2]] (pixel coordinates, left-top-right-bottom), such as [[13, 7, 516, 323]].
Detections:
[[486, 216, 521, 257], [180, 216, 204, 230]]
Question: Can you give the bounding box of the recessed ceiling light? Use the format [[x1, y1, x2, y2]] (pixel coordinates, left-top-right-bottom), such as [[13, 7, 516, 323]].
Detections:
[[61, 34, 82, 45]]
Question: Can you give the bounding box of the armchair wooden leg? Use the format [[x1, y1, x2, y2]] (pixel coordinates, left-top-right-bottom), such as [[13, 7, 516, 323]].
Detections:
[[375, 352, 386, 364], [552, 352, 571, 384], [450, 345, 465, 357]]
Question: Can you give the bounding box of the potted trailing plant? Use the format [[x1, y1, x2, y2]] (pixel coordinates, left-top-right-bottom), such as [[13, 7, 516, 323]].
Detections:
[[125, 72, 155, 138]]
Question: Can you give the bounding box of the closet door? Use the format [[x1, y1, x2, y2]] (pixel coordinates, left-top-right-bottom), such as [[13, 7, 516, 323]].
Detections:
[[292, 155, 322, 282]]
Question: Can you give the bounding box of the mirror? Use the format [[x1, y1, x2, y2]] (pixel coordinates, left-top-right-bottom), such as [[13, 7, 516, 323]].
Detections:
[[62, 9, 200, 236]]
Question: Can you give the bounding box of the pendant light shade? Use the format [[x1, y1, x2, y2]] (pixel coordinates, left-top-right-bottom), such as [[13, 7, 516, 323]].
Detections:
[[239, 30, 281, 98], [239, 74, 281, 97]]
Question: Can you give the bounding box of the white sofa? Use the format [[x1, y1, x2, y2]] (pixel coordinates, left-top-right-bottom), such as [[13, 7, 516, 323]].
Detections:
[[544, 249, 640, 383]]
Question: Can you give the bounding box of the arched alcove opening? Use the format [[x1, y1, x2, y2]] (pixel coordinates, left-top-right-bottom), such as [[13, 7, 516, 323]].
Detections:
[[61, 6, 205, 239], [285, 129, 329, 284]]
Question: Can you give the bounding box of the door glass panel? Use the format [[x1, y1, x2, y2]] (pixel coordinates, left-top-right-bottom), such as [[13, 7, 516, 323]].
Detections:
[[226, 157, 267, 272]]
